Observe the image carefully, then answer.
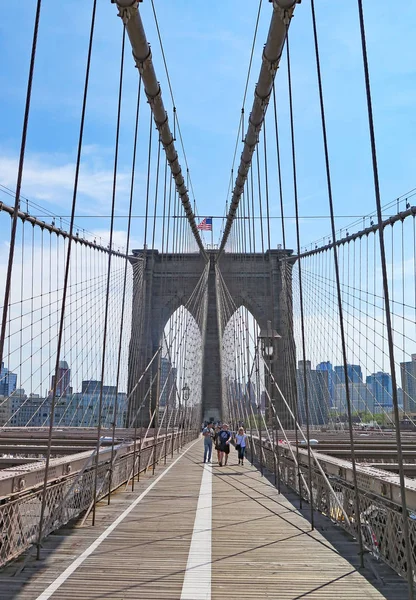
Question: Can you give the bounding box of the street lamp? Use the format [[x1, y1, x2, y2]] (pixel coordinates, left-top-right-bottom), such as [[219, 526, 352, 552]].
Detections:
[[182, 383, 190, 402], [258, 320, 281, 362], [258, 320, 281, 487], [181, 383, 190, 439]]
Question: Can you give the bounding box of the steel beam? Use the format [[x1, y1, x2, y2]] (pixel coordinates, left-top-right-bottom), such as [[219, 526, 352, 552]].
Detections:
[[218, 0, 299, 256], [114, 1, 207, 258]]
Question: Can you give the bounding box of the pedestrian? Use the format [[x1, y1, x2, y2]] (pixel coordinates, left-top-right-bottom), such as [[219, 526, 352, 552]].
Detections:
[[218, 423, 232, 467], [202, 422, 214, 463], [235, 426, 248, 465], [214, 426, 221, 464]]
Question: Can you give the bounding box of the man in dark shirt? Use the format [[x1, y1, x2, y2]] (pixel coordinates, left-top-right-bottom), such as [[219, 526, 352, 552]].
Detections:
[[218, 423, 232, 466]]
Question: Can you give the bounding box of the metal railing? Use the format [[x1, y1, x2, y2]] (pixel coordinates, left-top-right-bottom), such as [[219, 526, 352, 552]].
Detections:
[[249, 436, 416, 582], [0, 429, 196, 567]]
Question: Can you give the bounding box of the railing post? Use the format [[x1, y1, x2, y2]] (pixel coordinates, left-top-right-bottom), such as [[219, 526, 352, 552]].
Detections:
[[258, 406, 264, 477], [131, 434, 138, 492]]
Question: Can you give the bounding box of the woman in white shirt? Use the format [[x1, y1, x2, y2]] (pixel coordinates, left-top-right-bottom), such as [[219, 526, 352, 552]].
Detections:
[[235, 427, 248, 466]]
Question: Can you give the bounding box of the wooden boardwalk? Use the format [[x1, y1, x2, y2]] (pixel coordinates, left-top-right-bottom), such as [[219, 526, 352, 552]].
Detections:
[[0, 438, 409, 600]]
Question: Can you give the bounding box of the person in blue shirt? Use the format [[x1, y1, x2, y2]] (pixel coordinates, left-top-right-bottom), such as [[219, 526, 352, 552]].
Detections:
[[218, 423, 232, 466]]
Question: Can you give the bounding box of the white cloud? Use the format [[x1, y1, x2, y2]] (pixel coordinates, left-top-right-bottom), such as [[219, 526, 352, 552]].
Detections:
[[0, 150, 131, 213], [90, 228, 141, 254]]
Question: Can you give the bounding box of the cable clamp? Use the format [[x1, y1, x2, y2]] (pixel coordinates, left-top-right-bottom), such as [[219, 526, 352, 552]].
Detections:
[[133, 47, 153, 74], [245, 138, 257, 152], [254, 86, 271, 109], [145, 84, 162, 108], [116, 2, 139, 25], [154, 111, 168, 132], [262, 49, 281, 75], [272, 1, 299, 26], [164, 137, 175, 150], [239, 165, 250, 178], [248, 114, 263, 135]]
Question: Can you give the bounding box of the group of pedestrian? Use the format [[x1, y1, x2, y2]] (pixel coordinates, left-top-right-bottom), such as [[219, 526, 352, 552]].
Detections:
[[202, 422, 248, 466]]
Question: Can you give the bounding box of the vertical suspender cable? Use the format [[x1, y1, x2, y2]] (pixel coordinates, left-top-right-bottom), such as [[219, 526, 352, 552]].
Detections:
[[218, 0, 298, 256], [37, 0, 97, 558], [108, 72, 142, 504], [0, 0, 42, 368], [272, 82, 286, 248], [115, 1, 206, 258], [310, 0, 364, 562], [286, 35, 313, 524], [143, 111, 153, 249], [262, 121, 281, 490], [356, 1, 414, 593], [92, 17, 125, 526], [255, 150, 265, 255]]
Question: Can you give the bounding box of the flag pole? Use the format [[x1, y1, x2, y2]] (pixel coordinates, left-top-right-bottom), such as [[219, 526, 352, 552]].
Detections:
[[211, 216, 213, 249]]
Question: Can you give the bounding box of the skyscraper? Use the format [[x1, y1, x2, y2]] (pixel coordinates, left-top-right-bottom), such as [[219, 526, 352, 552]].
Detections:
[[0, 362, 17, 397], [334, 382, 373, 414], [297, 360, 330, 425], [334, 364, 363, 385], [366, 371, 393, 412], [81, 380, 101, 394], [316, 362, 335, 405], [400, 354, 416, 413], [246, 380, 256, 407], [50, 360, 72, 397], [68, 381, 127, 427], [159, 357, 177, 407]]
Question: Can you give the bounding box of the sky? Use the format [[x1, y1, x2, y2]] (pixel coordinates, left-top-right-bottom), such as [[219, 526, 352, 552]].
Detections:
[[0, 0, 415, 254], [0, 0, 415, 406]]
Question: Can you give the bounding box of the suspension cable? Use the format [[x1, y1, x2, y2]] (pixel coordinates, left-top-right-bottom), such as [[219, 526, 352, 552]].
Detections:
[[0, 0, 42, 369], [217, 1, 298, 257], [36, 0, 97, 558], [115, 1, 207, 257], [356, 0, 414, 593], [309, 0, 365, 564]]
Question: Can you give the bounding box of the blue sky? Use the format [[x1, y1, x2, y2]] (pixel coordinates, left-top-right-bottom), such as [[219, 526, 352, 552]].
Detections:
[[0, 0, 415, 253]]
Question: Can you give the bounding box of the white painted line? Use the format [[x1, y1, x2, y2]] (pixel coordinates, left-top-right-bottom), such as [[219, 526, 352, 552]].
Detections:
[[180, 462, 212, 600], [35, 439, 200, 600]]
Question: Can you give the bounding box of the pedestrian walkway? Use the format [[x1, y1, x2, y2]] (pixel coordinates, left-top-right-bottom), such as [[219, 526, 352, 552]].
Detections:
[[0, 439, 408, 599]]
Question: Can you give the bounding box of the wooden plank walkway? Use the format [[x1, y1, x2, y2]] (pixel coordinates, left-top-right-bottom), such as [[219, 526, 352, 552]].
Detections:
[[0, 438, 409, 599]]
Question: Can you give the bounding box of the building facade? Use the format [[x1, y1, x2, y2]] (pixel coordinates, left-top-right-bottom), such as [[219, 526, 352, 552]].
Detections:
[[334, 364, 363, 385], [297, 360, 330, 426], [0, 362, 17, 398], [366, 371, 393, 413], [400, 354, 416, 413], [50, 360, 72, 397]]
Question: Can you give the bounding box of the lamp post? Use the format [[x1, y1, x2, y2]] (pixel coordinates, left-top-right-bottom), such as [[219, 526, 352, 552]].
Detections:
[[259, 321, 281, 364], [182, 383, 190, 402], [259, 321, 281, 489], [259, 321, 281, 422], [182, 383, 190, 444]]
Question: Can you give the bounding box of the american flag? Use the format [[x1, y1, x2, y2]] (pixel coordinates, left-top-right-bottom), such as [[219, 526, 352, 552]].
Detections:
[[197, 217, 212, 231]]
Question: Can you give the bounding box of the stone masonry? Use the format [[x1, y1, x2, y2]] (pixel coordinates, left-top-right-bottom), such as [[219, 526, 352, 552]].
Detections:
[[128, 249, 296, 428]]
